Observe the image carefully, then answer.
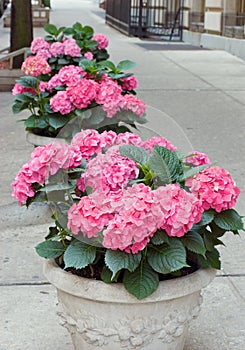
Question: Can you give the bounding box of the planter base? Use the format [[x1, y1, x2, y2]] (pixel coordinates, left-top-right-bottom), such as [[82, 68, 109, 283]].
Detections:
[[44, 260, 216, 350]]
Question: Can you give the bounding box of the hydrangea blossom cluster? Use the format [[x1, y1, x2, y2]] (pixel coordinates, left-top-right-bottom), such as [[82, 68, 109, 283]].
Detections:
[[12, 130, 241, 255], [186, 166, 240, 212], [30, 33, 108, 61], [21, 56, 51, 77], [44, 67, 146, 118], [12, 142, 82, 204], [91, 33, 109, 50]]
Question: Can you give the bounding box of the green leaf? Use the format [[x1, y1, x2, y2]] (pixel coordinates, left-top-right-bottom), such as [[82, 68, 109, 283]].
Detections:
[[39, 183, 74, 193], [214, 209, 244, 231], [44, 23, 58, 35], [79, 58, 96, 71], [206, 248, 221, 269], [58, 58, 70, 65], [82, 108, 106, 126], [73, 22, 83, 32], [63, 27, 74, 35], [179, 164, 210, 182], [109, 73, 129, 80], [45, 226, 59, 240], [53, 203, 69, 231], [203, 229, 216, 251], [101, 266, 119, 283], [44, 34, 55, 42], [123, 263, 159, 300], [35, 240, 65, 259], [150, 230, 171, 245], [197, 210, 215, 226], [148, 146, 181, 184], [119, 145, 150, 164], [204, 228, 225, 250], [97, 60, 116, 71], [105, 250, 141, 279], [95, 49, 109, 62], [24, 115, 48, 129], [117, 60, 136, 72], [181, 231, 206, 256], [17, 76, 38, 88], [64, 240, 96, 269], [26, 190, 47, 207], [14, 93, 35, 102], [83, 25, 94, 37], [147, 240, 188, 274], [74, 109, 92, 119], [12, 100, 29, 114], [101, 266, 114, 283], [48, 115, 68, 129]]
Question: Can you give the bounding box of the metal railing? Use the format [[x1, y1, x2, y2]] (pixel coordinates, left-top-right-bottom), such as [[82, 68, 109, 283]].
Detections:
[[106, 0, 184, 40], [0, 47, 29, 69]]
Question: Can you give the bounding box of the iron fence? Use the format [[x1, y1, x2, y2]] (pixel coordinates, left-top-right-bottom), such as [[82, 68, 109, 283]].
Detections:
[[106, 0, 184, 40]]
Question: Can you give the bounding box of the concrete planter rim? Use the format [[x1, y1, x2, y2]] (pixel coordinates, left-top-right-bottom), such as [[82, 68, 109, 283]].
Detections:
[[26, 131, 67, 146], [44, 259, 216, 304]]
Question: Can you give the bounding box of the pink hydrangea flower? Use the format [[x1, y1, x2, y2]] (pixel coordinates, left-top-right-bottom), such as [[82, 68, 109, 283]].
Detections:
[[70, 129, 102, 160], [96, 77, 122, 117], [99, 130, 118, 149], [79, 147, 139, 197], [29, 143, 71, 177], [115, 132, 144, 147], [92, 33, 109, 49], [152, 184, 203, 237], [49, 42, 65, 57], [120, 76, 138, 91], [30, 37, 50, 53], [68, 192, 114, 237], [12, 83, 36, 96], [66, 79, 99, 109], [36, 49, 52, 60], [12, 163, 36, 205], [47, 65, 85, 90], [63, 38, 81, 57], [39, 81, 49, 92], [50, 90, 74, 115], [103, 183, 158, 252], [185, 151, 211, 166], [186, 166, 240, 212], [143, 136, 177, 152], [21, 56, 51, 76], [84, 52, 94, 60], [118, 94, 146, 117], [12, 143, 73, 205]]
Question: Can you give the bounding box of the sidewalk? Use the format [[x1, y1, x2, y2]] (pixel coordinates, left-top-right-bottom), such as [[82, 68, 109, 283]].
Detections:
[[0, 1, 245, 349]]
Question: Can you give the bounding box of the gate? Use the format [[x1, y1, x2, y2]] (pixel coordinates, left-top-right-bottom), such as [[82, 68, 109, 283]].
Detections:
[[106, 0, 184, 40]]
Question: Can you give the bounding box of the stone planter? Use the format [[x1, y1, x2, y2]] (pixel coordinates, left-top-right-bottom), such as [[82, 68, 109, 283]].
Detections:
[[44, 259, 216, 350], [26, 131, 68, 147]]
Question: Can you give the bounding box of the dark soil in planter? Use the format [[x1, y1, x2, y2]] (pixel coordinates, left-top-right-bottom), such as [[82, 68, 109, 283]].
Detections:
[[55, 255, 200, 282]]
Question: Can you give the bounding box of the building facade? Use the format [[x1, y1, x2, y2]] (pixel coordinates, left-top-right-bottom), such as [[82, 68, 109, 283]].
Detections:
[[183, 0, 245, 58]]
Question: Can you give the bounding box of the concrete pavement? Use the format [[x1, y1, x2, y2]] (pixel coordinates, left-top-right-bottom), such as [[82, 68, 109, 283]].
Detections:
[[0, 0, 245, 349]]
